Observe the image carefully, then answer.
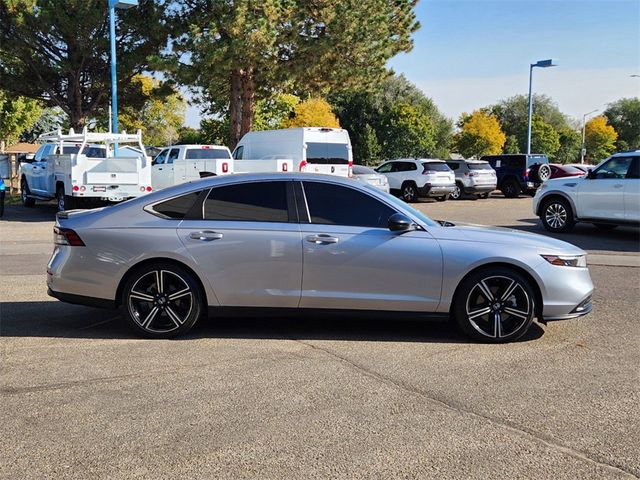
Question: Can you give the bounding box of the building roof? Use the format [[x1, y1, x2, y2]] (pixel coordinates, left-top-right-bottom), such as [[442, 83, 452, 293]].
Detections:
[[3, 143, 39, 154]]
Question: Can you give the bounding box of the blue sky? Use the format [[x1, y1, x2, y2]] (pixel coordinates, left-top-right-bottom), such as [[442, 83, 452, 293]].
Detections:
[[186, 0, 640, 127]]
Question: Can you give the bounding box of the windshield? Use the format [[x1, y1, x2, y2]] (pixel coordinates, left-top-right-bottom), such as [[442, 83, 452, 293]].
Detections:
[[468, 162, 493, 170], [185, 148, 231, 160], [422, 162, 451, 172], [360, 183, 438, 227]]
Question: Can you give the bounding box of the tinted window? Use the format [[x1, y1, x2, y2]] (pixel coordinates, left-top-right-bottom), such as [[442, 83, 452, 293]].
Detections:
[[61, 146, 81, 155], [626, 157, 639, 179], [446, 162, 460, 171], [527, 155, 549, 167], [185, 148, 231, 160], [204, 181, 289, 222], [167, 148, 180, 164], [468, 162, 493, 170], [303, 181, 395, 228], [352, 165, 376, 175], [376, 162, 394, 173], [151, 191, 201, 219], [594, 157, 632, 179], [422, 162, 451, 172], [83, 147, 106, 158], [154, 150, 169, 165], [560, 165, 585, 175], [306, 143, 349, 165], [232, 146, 244, 160]]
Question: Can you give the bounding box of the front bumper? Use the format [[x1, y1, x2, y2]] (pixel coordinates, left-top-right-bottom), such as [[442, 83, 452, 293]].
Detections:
[[543, 295, 593, 321], [419, 184, 456, 198], [536, 259, 594, 320], [463, 184, 496, 194]]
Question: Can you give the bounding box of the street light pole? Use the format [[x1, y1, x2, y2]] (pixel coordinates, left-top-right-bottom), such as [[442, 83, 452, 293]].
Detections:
[[581, 109, 599, 164], [526, 59, 557, 155]]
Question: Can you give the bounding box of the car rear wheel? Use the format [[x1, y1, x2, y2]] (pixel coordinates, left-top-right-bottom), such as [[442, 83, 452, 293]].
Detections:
[[450, 183, 462, 200], [453, 268, 536, 343], [401, 182, 418, 203], [121, 262, 205, 339], [540, 197, 575, 233], [21, 179, 35, 207], [501, 179, 520, 198]]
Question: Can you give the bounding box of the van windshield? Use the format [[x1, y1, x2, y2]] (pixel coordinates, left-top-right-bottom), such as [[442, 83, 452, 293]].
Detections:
[[306, 143, 349, 165], [186, 148, 231, 160]]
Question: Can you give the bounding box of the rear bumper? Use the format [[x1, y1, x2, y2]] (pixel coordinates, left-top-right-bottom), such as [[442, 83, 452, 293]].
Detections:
[[48, 288, 116, 309], [419, 184, 456, 197], [463, 185, 496, 194]]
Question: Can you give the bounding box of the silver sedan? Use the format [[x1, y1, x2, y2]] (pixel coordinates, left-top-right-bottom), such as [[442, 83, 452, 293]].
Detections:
[[47, 173, 594, 342]]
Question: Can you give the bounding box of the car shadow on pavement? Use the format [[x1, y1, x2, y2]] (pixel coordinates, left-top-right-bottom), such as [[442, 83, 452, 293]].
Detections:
[[508, 219, 640, 253], [0, 301, 545, 344], [0, 204, 58, 222]]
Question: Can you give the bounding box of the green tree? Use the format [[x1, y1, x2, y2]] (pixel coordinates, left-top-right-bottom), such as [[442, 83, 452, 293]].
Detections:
[[281, 98, 340, 129], [503, 135, 520, 154], [19, 108, 65, 143], [359, 124, 382, 166], [177, 127, 203, 145], [0, 0, 169, 129], [454, 111, 506, 159], [0, 90, 42, 151], [585, 116, 618, 162], [555, 128, 582, 164], [529, 115, 560, 157], [379, 103, 436, 159], [253, 94, 300, 131], [171, 1, 419, 148], [604, 97, 640, 150], [200, 118, 229, 146]]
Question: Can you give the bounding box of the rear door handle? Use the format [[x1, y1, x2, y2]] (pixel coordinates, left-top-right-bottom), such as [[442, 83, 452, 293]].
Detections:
[[189, 231, 223, 241], [306, 234, 339, 244], [614, 184, 623, 189]]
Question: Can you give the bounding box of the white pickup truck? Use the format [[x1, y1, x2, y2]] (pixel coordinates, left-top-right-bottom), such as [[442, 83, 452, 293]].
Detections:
[[20, 128, 152, 212]]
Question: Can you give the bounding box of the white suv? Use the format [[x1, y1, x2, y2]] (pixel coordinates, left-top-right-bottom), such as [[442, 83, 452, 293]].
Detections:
[[375, 159, 455, 202], [533, 151, 639, 232]]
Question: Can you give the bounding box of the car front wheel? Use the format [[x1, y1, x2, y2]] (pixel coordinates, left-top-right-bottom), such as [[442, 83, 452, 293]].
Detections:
[[121, 262, 205, 339], [401, 183, 418, 203], [540, 197, 575, 233], [450, 183, 462, 200], [453, 267, 536, 343], [21, 179, 35, 207]]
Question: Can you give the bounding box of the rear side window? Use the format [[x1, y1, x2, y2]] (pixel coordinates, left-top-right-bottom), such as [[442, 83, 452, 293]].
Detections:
[[150, 191, 201, 219], [204, 181, 290, 222], [422, 162, 451, 172], [61, 146, 81, 155], [185, 148, 231, 160], [306, 143, 349, 165], [83, 147, 106, 158], [468, 163, 493, 170], [302, 181, 395, 228], [446, 162, 460, 171]]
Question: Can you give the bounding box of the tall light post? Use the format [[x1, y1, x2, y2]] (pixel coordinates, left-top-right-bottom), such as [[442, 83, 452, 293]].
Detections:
[[581, 109, 599, 164], [109, 0, 138, 151], [527, 59, 557, 155]]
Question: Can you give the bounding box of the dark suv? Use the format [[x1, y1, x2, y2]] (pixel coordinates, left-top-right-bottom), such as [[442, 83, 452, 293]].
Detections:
[[481, 154, 552, 198]]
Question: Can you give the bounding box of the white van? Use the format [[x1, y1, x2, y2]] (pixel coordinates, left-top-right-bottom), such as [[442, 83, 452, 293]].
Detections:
[[152, 144, 233, 191], [232, 127, 353, 177]]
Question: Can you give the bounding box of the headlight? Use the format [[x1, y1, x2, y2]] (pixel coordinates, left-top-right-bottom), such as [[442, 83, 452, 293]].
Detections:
[[541, 254, 587, 267]]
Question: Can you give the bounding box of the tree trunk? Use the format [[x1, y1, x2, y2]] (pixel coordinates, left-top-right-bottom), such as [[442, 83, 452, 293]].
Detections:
[[67, 73, 85, 131], [240, 67, 255, 140], [228, 69, 242, 150]]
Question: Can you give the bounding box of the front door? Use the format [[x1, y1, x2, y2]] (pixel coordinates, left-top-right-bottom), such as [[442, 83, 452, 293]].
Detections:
[[178, 180, 302, 307], [578, 156, 633, 221], [298, 180, 443, 312], [624, 156, 640, 222]]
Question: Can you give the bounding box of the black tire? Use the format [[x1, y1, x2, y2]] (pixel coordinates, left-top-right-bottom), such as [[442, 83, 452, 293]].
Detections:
[[401, 182, 418, 203], [529, 163, 551, 183], [453, 267, 536, 343], [21, 178, 35, 207], [435, 194, 449, 202], [593, 223, 617, 231], [120, 262, 205, 339], [501, 179, 521, 198], [0, 191, 5, 217], [540, 197, 575, 233], [450, 182, 463, 200]]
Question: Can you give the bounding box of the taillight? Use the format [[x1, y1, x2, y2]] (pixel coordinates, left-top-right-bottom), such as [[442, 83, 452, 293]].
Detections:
[[348, 160, 353, 177], [146, 186, 152, 192], [524, 171, 529, 179], [222, 162, 229, 173], [299, 160, 307, 172], [282, 163, 288, 172], [54, 227, 85, 246], [73, 185, 79, 191], [464, 172, 476, 177]]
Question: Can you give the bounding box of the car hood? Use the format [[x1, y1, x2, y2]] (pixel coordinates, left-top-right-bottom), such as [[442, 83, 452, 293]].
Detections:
[[429, 222, 585, 255]]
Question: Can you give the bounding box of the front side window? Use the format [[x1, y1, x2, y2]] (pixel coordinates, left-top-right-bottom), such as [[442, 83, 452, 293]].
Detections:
[[154, 150, 169, 165], [167, 148, 180, 164], [204, 181, 290, 223], [626, 157, 639, 179], [302, 181, 395, 228], [306, 143, 349, 165], [594, 157, 632, 179], [232, 146, 244, 160], [376, 162, 394, 173]]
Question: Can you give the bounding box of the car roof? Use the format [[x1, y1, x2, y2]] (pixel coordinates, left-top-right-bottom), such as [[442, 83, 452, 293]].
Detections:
[[387, 158, 445, 163]]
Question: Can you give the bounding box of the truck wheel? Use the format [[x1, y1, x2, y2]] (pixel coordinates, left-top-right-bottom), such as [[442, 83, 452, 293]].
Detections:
[[540, 197, 575, 233], [401, 182, 418, 203], [56, 185, 76, 212], [21, 179, 35, 207], [501, 179, 520, 198], [450, 183, 463, 200]]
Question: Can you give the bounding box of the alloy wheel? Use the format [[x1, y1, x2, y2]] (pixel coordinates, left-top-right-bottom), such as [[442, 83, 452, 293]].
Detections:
[[127, 269, 193, 334], [451, 184, 461, 200], [545, 202, 567, 229], [465, 275, 532, 339], [403, 185, 416, 202]]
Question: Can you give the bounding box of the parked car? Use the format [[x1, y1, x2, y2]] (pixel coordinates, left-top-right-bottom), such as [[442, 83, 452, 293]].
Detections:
[[351, 164, 390, 193], [445, 159, 497, 200], [533, 151, 639, 232], [232, 127, 352, 177], [566, 164, 591, 174], [481, 154, 551, 198], [549, 164, 587, 179], [375, 159, 455, 202], [152, 144, 233, 191], [0, 177, 5, 217], [21, 128, 151, 212], [48, 173, 594, 343]]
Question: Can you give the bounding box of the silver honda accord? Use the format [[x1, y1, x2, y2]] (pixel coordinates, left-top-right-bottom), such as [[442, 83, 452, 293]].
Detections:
[[47, 173, 594, 342]]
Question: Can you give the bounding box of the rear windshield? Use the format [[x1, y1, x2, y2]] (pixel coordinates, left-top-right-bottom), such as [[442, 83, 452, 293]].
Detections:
[[422, 162, 451, 172], [306, 143, 349, 165], [468, 163, 493, 170], [185, 148, 231, 160], [61, 146, 106, 158], [527, 155, 549, 167], [352, 165, 376, 175], [560, 165, 586, 174]]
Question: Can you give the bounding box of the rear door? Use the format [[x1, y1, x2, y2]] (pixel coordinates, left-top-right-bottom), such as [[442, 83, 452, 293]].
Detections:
[[151, 149, 171, 191], [624, 156, 640, 222], [177, 180, 302, 307], [31, 144, 55, 195], [298, 180, 442, 311]]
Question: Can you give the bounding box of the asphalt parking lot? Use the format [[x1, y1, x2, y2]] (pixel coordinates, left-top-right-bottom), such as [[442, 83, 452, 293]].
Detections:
[[1, 195, 639, 479]]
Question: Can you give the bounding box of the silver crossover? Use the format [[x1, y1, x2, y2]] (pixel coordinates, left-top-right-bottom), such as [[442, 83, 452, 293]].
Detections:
[[48, 173, 594, 342], [351, 164, 390, 193]]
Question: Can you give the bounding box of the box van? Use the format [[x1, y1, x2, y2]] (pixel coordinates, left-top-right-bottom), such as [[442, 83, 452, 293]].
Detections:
[[231, 127, 353, 177]]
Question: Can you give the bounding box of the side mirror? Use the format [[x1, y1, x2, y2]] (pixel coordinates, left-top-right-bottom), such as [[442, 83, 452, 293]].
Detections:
[[388, 213, 415, 232]]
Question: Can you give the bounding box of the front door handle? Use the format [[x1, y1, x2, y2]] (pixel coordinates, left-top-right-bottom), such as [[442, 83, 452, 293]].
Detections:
[[306, 234, 339, 244], [613, 184, 623, 189], [189, 231, 223, 241]]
